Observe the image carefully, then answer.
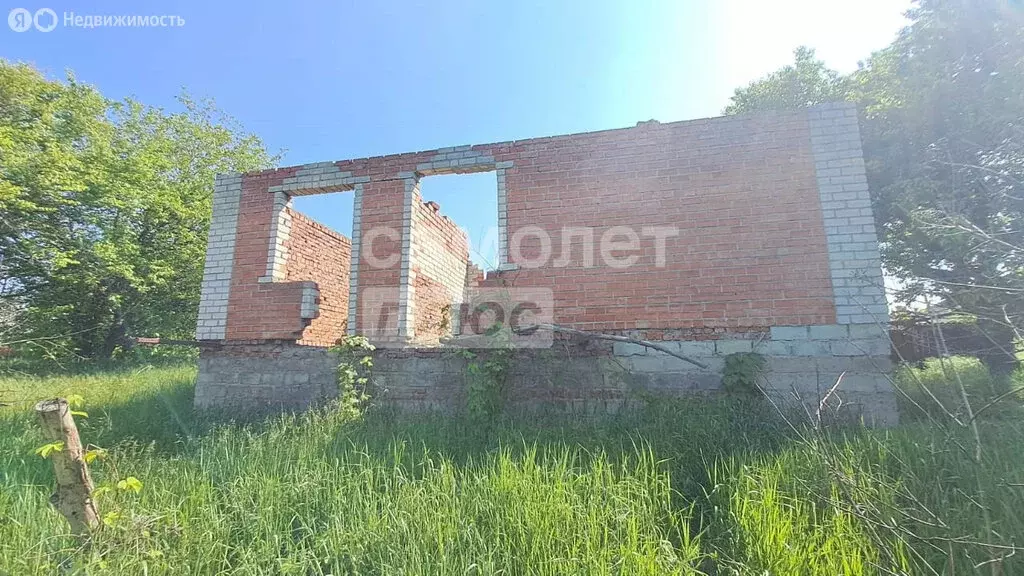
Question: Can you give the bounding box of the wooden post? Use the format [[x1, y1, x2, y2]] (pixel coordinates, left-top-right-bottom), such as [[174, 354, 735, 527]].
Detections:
[[34, 398, 100, 535]]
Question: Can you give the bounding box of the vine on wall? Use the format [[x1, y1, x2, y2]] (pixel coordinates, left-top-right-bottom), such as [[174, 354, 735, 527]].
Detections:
[[331, 335, 375, 417]]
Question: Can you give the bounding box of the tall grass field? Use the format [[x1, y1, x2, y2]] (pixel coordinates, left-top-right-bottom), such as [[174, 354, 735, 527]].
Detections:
[[1, 358, 1022, 574]]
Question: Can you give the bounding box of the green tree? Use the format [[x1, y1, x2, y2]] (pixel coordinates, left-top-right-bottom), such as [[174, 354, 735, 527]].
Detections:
[[0, 61, 275, 360], [854, 0, 1023, 349], [723, 46, 849, 115], [724, 0, 1024, 351]]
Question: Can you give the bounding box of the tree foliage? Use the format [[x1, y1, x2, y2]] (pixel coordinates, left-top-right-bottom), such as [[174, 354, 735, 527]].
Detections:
[[724, 47, 850, 115], [726, 0, 1024, 349], [0, 61, 275, 360]]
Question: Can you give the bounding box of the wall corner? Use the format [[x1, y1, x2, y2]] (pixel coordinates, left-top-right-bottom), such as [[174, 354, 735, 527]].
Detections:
[[196, 173, 243, 340], [807, 104, 889, 326]]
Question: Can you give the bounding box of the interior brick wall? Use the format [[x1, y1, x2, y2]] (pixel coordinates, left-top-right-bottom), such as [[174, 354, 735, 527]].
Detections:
[[285, 210, 351, 346], [221, 169, 353, 342], [411, 200, 471, 344], [413, 275, 450, 343]]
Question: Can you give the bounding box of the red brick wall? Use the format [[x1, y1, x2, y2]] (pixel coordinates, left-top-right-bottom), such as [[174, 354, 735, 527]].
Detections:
[[223, 170, 353, 343], [491, 110, 835, 331], [354, 179, 406, 339], [413, 275, 452, 343], [411, 200, 470, 344], [224, 170, 313, 341], [221, 109, 837, 344], [286, 210, 351, 346]]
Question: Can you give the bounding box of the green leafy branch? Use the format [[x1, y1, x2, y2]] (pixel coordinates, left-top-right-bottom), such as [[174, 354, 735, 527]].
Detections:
[[331, 335, 376, 417]]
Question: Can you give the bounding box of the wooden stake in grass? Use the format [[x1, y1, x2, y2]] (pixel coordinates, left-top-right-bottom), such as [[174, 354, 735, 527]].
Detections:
[[34, 398, 100, 535]]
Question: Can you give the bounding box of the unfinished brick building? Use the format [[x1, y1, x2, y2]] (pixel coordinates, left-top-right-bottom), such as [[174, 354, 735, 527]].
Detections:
[[194, 103, 898, 424]]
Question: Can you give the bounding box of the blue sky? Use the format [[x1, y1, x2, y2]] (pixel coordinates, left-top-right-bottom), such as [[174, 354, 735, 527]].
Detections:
[[3, 0, 911, 268]]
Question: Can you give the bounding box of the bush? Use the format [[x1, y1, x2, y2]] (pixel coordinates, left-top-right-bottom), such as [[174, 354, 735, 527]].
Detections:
[[895, 355, 1021, 422], [721, 352, 766, 394]]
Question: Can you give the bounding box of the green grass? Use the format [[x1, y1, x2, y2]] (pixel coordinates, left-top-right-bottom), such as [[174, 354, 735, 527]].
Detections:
[[1, 362, 1023, 574]]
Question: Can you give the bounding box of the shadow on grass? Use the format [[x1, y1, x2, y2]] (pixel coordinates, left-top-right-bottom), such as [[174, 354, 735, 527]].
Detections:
[[347, 396, 796, 488], [332, 394, 801, 561], [10, 360, 1022, 574], [33, 366, 787, 459], [83, 377, 200, 452], [1, 367, 201, 486], [5, 363, 801, 499], [73, 374, 801, 490], [3, 366, 864, 574], [36, 371, 800, 528]]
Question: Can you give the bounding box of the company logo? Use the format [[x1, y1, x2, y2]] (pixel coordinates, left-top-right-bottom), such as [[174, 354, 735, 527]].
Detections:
[[359, 287, 555, 349], [7, 9, 186, 32], [8, 8, 32, 31], [8, 7, 57, 32]]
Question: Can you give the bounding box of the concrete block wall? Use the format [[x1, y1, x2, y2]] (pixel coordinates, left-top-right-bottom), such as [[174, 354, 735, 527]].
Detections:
[[194, 342, 337, 410], [195, 336, 894, 426], [368, 330, 896, 425], [610, 321, 897, 425]]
